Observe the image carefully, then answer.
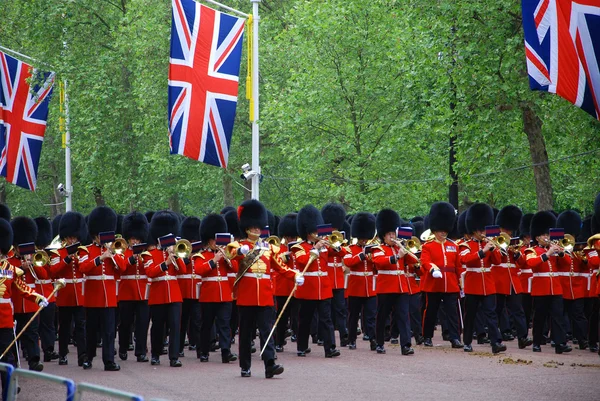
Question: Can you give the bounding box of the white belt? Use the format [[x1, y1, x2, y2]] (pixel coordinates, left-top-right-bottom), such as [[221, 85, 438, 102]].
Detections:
[[377, 270, 405, 276], [303, 271, 328, 277], [35, 280, 53, 285], [26, 283, 35, 288], [177, 274, 197, 279], [148, 276, 177, 282], [497, 263, 516, 268], [465, 268, 491, 273], [86, 275, 115, 280], [227, 273, 236, 278], [120, 275, 147, 280], [202, 276, 228, 282], [350, 271, 373, 276], [62, 278, 83, 284], [243, 273, 271, 279], [327, 263, 343, 268], [520, 269, 533, 274], [0, 299, 12, 304], [554, 272, 589, 277], [532, 272, 555, 277]]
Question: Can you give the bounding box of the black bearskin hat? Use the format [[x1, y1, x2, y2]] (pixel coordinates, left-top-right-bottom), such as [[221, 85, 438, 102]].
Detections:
[[11, 216, 38, 246], [413, 220, 425, 239], [122, 212, 149, 242], [496, 205, 523, 233], [51, 214, 62, 237], [297, 205, 324, 240], [520, 213, 534, 238], [556, 210, 582, 238], [224, 210, 242, 239], [149, 210, 180, 245], [351, 212, 375, 240], [220, 206, 235, 215], [59, 212, 85, 240], [429, 202, 456, 233], [88, 206, 117, 238], [267, 210, 277, 237], [530, 211, 556, 239], [0, 219, 13, 254], [278, 213, 298, 239], [34, 217, 52, 248], [466, 203, 494, 234], [145, 211, 155, 225], [116, 214, 124, 236], [0, 204, 10, 222], [376, 209, 401, 240], [321, 203, 346, 230], [238, 200, 268, 237], [181, 216, 201, 242], [342, 220, 351, 239], [200, 213, 228, 243], [578, 215, 592, 243], [457, 211, 467, 238]]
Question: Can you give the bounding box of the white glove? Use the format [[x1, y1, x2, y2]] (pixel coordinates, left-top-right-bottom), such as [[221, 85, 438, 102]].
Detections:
[[295, 275, 305, 286], [432, 269, 443, 279], [309, 249, 320, 258], [37, 296, 49, 308], [238, 245, 250, 255]]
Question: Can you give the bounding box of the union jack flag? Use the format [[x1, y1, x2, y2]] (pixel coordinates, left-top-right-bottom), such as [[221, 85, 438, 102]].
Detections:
[[168, 0, 246, 168], [522, 0, 600, 120], [0, 51, 55, 190]]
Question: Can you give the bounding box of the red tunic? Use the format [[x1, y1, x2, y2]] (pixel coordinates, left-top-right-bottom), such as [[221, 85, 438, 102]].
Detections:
[[326, 244, 349, 290], [118, 249, 148, 302], [33, 256, 55, 303], [492, 251, 523, 295], [459, 240, 502, 296], [343, 244, 376, 298], [78, 244, 124, 308], [525, 246, 571, 296], [142, 248, 184, 305], [48, 247, 85, 307], [292, 241, 331, 300], [516, 245, 532, 294], [9, 256, 48, 314], [0, 259, 41, 328], [556, 253, 588, 300], [585, 248, 599, 297], [372, 244, 419, 294], [273, 244, 296, 297], [420, 239, 462, 293], [177, 257, 201, 300], [193, 249, 236, 303]]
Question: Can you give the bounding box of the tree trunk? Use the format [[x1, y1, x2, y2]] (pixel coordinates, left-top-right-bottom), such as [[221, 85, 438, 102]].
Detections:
[[168, 193, 180, 213], [93, 187, 106, 206], [223, 172, 234, 207], [521, 103, 554, 211]]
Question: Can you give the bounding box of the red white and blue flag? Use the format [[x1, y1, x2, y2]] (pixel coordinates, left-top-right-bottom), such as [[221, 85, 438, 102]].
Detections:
[[522, 0, 600, 120], [0, 51, 55, 190], [168, 0, 246, 168]]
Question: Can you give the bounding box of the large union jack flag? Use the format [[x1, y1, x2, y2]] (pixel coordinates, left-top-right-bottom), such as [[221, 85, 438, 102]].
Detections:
[[0, 51, 55, 190], [168, 0, 246, 168], [522, 0, 600, 120]]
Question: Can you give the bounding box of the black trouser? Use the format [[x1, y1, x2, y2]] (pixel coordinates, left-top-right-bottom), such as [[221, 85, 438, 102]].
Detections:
[[58, 306, 86, 360], [563, 298, 588, 342], [585, 297, 599, 345], [150, 302, 181, 361], [463, 294, 500, 346], [376, 293, 411, 347], [230, 300, 238, 337], [348, 296, 376, 343], [522, 293, 533, 329], [179, 299, 201, 352], [331, 289, 348, 338], [297, 299, 335, 353], [422, 292, 460, 341], [85, 307, 116, 365], [14, 312, 40, 366], [118, 300, 150, 356], [39, 302, 56, 354], [238, 306, 276, 372], [200, 302, 232, 357], [275, 296, 298, 347], [532, 295, 567, 346], [496, 292, 528, 338], [0, 328, 17, 399], [409, 293, 422, 338]]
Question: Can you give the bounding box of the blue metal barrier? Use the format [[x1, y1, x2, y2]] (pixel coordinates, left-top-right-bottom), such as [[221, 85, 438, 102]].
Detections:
[[0, 363, 15, 401], [73, 382, 143, 401], [8, 369, 75, 401]]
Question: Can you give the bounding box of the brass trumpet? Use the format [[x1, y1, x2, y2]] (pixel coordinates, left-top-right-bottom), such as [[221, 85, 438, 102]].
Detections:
[[326, 230, 345, 251], [174, 239, 192, 258], [391, 238, 420, 260], [111, 237, 129, 255], [266, 235, 281, 247], [33, 250, 50, 267], [555, 234, 575, 252], [486, 232, 512, 250], [404, 236, 422, 254]]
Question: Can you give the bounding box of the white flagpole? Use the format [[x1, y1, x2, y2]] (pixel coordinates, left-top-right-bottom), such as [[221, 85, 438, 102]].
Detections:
[[250, 0, 260, 200], [63, 79, 72, 211]]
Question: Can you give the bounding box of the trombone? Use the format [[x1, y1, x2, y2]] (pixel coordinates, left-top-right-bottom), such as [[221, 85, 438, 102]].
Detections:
[[390, 238, 420, 260], [486, 232, 512, 251]]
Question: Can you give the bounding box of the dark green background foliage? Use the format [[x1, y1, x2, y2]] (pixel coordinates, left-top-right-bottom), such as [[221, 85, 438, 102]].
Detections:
[[1, 0, 598, 219]]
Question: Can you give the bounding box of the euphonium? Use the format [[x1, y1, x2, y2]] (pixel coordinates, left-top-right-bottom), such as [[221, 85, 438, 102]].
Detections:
[[33, 250, 50, 267], [111, 238, 129, 255], [174, 239, 192, 258]]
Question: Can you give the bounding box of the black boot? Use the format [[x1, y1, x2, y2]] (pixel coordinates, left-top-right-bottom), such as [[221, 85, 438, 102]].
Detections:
[[265, 361, 284, 378]]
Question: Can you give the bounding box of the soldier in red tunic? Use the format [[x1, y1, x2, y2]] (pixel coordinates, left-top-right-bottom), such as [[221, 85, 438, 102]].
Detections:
[[420, 202, 463, 349], [48, 212, 87, 366], [343, 212, 377, 351], [460, 203, 506, 354], [517, 213, 534, 329], [493, 206, 532, 349], [78, 206, 124, 371], [194, 213, 237, 363], [117, 212, 150, 363], [525, 211, 572, 354], [224, 210, 242, 346], [142, 211, 185, 367], [227, 200, 299, 378]]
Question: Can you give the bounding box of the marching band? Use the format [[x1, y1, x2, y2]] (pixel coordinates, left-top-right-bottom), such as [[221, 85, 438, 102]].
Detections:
[[0, 195, 599, 382]]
